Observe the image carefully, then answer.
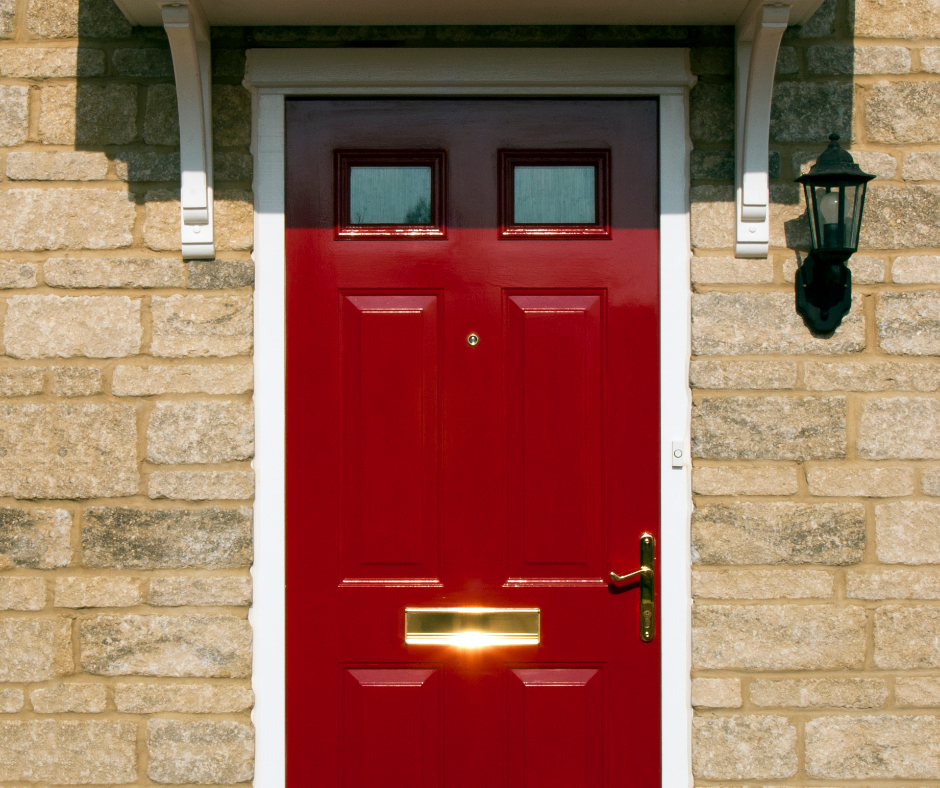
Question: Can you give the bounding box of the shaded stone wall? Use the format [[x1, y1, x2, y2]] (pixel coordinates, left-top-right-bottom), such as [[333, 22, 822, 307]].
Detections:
[[0, 0, 255, 782], [690, 0, 940, 781]]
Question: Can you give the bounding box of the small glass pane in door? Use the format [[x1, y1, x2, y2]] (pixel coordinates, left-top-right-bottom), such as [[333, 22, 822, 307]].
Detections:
[[513, 166, 596, 224], [350, 166, 433, 225]]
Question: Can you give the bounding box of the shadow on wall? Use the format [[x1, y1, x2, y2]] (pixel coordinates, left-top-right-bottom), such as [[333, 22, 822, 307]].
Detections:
[[688, 0, 856, 253]]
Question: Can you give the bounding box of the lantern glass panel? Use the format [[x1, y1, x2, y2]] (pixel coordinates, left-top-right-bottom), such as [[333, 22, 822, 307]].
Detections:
[[847, 183, 866, 248], [815, 186, 842, 249], [803, 182, 820, 249]]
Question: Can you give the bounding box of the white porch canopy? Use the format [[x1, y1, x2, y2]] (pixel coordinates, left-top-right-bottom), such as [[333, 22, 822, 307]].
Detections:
[[111, 0, 826, 259]]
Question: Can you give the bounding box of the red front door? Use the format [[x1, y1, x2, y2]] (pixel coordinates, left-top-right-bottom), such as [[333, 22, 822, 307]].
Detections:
[[286, 99, 660, 788]]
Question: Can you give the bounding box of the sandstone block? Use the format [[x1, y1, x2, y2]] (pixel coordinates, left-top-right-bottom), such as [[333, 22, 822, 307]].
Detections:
[[147, 401, 254, 464], [112, 47, 173, 78], [692, 502, 865, 565], [692, 293, 865, 356], [776, 46, 798, 74], [40, 84, 136, 146], [188, 260, 255, 289], [690, 83, 733, 143], [0, 720, 136, 782], [150, 294, 253, 357], [689, 360, 796, 389], [848, 568, 940, 599], [868, 83, 940, 144], [26, 0, 132, 38], [145, 190, 254, 252], [150, 576, 251, 607], [0, 404, 138, 499], [0, 508, 71, 568], [0, 260, 37, 289], [6, 152, 108, 181], [0, 86, 28, 147], [45, 257, 183, 289], [862, 186, 940, 249], [0, 189, 135, 252], [148, 720, 254, 784], [693, 605, 866, 670], [0, 0, 11, 38], [875, 606, 940, 668], [859, 398, 940, 459], [771, 81, 852, 142], [214, 152, 253, 182], [0, 367, 43, 396], [30, 683, 107, 713], [212, 49, 246, 78], [144, 85, 179, 146], [149, 470, 254, 500], [692, 716, 796, 780], [691, 678, 741, 709], [853, 0, 940, 38], [0, 577, 45, 611], [897, 678, 940, 706], [691, 47, 733, 75], [690, 185, 734, 248], [82, 507, 253, 569], [903, 155, 940, 182], [785, 255, 886, 285], [806, 466, 914, 497], [878, 292, 940, 355], [5, 295, 141, 358], [55, 577, 141, 608], [115, 152, 180, 183], [0, 618, 72, 681], [115, 683, 254, 713], [924, 467, 940, 495], [690, 150, 734, 180], [212, 85, 252, 148], [894, 255, 940, 283], [690, 257, 773, 284], [691, 466, 798, 496], [81, 614, 251, 678], [751, 679, 887, 709], [0, 47, 105, 78], [806, 715, 940, 778], [692, 396, 846, 460], [796, 0, 835, 35], [805, 361, 940, 391], [0, 689, 23, 713], [113, 364, 253, 395], [808, 45, 910, 74], [875, 501, 940, 563], [692, 568, 833, 599], [52, 367, 102, 397], [923, 46, 940, 72]]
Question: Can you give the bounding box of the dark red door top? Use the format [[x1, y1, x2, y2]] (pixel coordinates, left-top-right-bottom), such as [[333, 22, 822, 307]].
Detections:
[[286, 99, 660, 788]]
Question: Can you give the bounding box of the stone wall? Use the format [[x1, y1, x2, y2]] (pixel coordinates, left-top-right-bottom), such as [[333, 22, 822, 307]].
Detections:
[[0, 0, 255, 782], [690, 0, 940, 781]]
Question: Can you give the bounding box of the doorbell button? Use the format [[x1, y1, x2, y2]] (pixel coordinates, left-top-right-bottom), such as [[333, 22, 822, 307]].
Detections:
[[671, 441, 684, 468]]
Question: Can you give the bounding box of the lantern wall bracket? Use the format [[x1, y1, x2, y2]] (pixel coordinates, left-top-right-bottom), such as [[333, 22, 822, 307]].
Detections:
[[735, 0, 792, 258], [159, 0, 215, 259]]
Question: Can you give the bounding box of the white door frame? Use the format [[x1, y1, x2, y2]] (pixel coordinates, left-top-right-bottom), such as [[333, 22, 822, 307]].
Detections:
[[246, 47, 695, 788]]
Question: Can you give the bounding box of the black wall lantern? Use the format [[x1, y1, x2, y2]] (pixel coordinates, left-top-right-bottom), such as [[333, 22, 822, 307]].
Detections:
[[795, 134, 875, 333]]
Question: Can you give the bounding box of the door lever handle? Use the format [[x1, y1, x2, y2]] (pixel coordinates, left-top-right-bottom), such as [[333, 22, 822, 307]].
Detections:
[[609, 533, 655, 642]]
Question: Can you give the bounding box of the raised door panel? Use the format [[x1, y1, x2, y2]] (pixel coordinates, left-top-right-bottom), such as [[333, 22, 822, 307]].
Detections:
[[505, 294, 604, 584], [343, 668, 442, 788], [506, 667, 605, 788], [341, 294, 441, 583]]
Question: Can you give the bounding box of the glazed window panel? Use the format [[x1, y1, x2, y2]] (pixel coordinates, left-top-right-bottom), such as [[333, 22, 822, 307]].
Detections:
[[350, 166, 433, 225], [335, 150, 446, 239], [499, 150, 611, 239], [513, 166, 596, 225]]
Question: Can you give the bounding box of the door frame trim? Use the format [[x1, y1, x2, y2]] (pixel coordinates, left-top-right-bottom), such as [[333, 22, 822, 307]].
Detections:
[[247, 47, 695, 788]]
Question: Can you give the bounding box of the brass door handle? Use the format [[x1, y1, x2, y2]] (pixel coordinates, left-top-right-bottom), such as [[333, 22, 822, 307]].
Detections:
[[609, 533, 655, 642]]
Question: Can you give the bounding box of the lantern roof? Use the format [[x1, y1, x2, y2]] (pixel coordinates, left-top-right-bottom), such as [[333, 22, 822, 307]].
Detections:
[[796, 134, 877, 184]]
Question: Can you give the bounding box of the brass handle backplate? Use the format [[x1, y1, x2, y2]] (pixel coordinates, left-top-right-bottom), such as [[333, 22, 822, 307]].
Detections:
[[609, 532, 655, 642]]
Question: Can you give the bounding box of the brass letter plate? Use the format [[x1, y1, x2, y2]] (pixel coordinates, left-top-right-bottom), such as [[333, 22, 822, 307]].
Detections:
[[405, 607, 540, 646]]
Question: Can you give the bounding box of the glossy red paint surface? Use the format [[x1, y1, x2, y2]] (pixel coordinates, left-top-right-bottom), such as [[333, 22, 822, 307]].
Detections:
[[286, 99, 660, 788]]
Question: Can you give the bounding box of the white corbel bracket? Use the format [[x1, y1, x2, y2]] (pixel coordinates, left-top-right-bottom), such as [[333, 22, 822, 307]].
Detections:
[[735, 0, 792, 258], [159, 0, 214, 259]]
